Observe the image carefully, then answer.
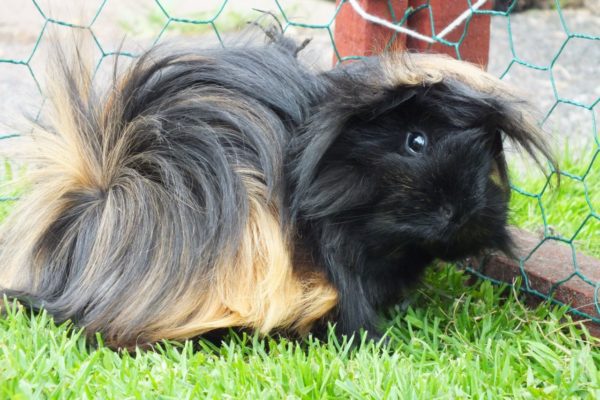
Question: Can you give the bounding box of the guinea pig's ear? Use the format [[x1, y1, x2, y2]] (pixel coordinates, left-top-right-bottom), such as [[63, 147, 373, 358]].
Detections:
[[444, 76, 557, 182], [459, 79, 559, 185], [486, 85, 560, 180], [492, 95, 559, 181]]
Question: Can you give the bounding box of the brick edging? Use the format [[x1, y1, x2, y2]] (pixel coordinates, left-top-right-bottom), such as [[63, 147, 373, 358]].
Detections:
[[468, 227, 600, 336]]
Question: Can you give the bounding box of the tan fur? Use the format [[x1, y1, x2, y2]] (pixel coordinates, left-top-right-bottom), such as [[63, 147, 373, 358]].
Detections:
[[0, 123, 94, 290], [136, 171, 338, 345], [0, 144, 337, 348], [0, 56, 338, 349], [489, 162, 506, 190], [383, 53, 502, 90]]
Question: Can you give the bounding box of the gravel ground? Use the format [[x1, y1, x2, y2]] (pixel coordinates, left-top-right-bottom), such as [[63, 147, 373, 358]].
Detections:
[[0, 1, 598, 155], [488, 8, 600, 152]]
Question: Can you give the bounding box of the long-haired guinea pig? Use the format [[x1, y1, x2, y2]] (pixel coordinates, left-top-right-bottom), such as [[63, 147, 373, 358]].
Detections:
[[0, 34, 338, 349], [288, 53, 557, 340]]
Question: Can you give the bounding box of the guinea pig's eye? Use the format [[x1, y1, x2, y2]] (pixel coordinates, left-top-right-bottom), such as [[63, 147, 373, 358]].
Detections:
[[405, 131, 428, 155]]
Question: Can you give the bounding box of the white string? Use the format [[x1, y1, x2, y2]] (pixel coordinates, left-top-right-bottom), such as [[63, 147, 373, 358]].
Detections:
[[346, 0, 435, 43], [347, 0, 489, 44], [437, 0, 489, 39]]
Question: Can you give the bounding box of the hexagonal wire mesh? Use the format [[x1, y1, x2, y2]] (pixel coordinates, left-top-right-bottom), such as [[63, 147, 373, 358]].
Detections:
[[0, 0, 598, 322]]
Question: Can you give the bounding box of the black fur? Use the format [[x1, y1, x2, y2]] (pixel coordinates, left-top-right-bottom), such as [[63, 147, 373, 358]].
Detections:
[[288, 56, 556, 339]]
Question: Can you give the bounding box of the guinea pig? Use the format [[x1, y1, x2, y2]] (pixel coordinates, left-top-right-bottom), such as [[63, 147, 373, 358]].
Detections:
[[288, 53, 557, 341], [0, 33, 556, 348], [0, 34, 338, 349]]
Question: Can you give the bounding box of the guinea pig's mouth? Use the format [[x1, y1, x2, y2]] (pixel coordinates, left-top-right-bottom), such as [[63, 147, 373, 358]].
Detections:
[[423, 224, 515, 262], [427, 243, 504, 263]]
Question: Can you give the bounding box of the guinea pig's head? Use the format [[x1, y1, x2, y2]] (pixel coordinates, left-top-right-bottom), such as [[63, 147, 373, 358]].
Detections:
[[292, 53, 557, 262]]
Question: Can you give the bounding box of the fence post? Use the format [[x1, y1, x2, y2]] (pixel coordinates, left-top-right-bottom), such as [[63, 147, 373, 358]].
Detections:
[[333, 0, 491, 68], [333, 0, 409, 61], [406, 0, 491, 67]]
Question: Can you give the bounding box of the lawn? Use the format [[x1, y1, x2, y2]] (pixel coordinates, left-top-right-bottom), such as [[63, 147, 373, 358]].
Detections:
[[0, 150, 598, 399]]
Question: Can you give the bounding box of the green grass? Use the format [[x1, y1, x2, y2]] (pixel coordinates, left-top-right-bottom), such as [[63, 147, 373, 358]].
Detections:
[[0, 149, 599, 398], [509, 147, 599, 257], [1, 268, 599, 399], [0, 159, 24, 220]]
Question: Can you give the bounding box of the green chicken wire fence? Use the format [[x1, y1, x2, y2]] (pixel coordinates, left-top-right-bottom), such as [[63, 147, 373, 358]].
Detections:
[[0, 0, 598, 323]]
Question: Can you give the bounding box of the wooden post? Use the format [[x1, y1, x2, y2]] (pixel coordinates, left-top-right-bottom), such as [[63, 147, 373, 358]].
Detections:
[[406, 0, 491, 67], [333, 0, 491, 67], [333, 0, 409, 61]]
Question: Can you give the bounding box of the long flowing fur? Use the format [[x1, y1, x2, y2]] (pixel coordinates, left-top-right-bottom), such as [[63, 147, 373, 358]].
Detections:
[[1, 36, 558, 347], [288, 53, 558, 339], [0, 36, 337, 349]]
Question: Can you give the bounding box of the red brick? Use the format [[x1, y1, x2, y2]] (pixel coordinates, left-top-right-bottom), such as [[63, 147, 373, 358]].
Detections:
[[469, 227, 600, 335]]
